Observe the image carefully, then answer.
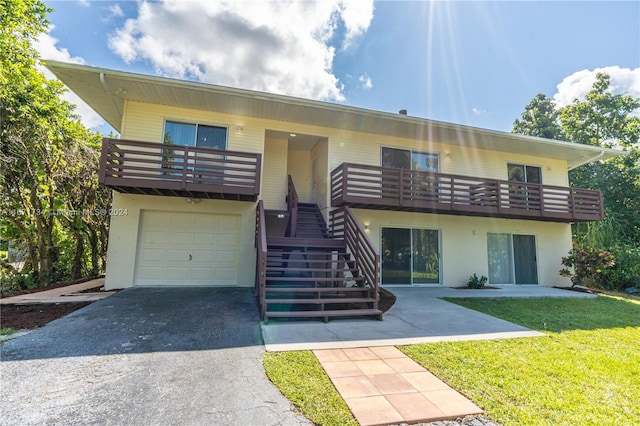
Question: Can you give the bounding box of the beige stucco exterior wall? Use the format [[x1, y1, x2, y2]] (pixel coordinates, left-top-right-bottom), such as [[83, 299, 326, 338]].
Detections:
[[104, 193, 256, 290], [351, 209, 573, 287], [287, 148, 312, 203], [262, 136, 288, 210], [104, 100, 577, 289], [121, 100, 571, 201]]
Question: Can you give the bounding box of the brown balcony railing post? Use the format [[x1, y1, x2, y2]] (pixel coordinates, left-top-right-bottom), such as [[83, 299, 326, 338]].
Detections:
[[254, 153, 262, 195], [181, 146, 189, 190], [569, 187, 576, 219], [98, 138, 109, 184], [342, 163, 348, 201], [399, 168, 404, 207]]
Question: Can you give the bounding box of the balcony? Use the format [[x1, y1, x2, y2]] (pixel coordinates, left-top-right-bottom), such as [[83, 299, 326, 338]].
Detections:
[[331, 163, 604, 223], [98, 138, 261, 201]]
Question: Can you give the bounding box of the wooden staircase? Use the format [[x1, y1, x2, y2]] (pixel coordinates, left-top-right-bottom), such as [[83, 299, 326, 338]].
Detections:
[[255, 176, 382, 323]]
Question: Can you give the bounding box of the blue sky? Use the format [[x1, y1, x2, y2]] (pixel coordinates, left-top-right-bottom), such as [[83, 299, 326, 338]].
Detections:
[[39, 1, 640, 136]]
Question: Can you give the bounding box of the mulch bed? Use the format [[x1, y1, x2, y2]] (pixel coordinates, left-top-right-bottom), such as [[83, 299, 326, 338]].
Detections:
[[1, 302, 92, 330], [378, 287, 396, 312]]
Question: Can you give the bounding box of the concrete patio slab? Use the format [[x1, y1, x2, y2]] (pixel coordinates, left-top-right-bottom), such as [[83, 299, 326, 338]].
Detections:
[[262, 286, 593, 351]]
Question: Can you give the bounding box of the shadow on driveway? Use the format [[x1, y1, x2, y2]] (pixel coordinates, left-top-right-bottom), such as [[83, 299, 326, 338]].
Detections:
[[1, 287, 263, 361]]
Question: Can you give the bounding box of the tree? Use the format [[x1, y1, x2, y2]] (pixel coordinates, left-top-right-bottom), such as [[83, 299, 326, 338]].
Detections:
[[513, 93, 564, 140], [513, 73, 640, 289], [1, 0, 110, 288], [561, 73, 640, 247]]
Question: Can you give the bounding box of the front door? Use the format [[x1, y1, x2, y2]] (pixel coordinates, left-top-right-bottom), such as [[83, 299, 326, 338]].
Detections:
[[382, 227, 440, 285]]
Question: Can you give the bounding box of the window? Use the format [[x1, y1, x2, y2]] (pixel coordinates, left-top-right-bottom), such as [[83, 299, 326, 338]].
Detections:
[[164, 121, 227, 150], [162, 121, 228, 178], [507, 163, 541, 184], [381, 147, 440, 200], [382, 147, 438, 172], [507, 163, 542, 209]]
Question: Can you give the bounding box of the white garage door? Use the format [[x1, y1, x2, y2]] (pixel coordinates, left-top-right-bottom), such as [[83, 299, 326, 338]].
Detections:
[[134, 211, 240, 286]]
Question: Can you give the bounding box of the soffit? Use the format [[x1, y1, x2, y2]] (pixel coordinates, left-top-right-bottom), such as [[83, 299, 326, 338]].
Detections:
[[45, 60, 622, 168]]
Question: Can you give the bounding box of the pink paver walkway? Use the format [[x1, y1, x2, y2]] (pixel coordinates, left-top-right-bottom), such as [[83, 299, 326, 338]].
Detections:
[[314, 346, 483, 426]]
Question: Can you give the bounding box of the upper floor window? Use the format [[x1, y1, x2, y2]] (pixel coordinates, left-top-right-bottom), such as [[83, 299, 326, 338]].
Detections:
[[507, 163, 541, 184], [382, 147, 439, 172], [164, 121, 227, 150]]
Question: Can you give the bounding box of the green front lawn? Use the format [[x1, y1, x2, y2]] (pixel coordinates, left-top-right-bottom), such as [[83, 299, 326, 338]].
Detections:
[[401, 295, 640, 425], [262, 294, 640, 426]]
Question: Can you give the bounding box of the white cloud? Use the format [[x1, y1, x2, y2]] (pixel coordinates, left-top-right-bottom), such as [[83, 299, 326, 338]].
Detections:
[[339, 0, 375, 49], [553, 66, 640, 108], [77, 0, 90, 7], [108, 0, 374, 101], [108, 4, 124, 18], [358, 73, 372, 89], [34, 30, 106, 129], [472, 107, 486, 115]]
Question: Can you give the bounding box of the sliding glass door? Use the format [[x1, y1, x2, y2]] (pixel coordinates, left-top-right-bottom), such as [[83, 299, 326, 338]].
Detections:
[[382, 227, 440, 285], [487, 233, 538, 284]]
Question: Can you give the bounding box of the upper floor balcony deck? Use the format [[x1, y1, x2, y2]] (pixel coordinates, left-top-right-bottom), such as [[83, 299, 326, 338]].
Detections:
[[98, 138, 261, 201], [331, 163, 604, 223]]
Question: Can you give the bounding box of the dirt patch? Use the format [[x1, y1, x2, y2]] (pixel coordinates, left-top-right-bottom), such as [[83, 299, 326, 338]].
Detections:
[[1, 302, 92, 330]]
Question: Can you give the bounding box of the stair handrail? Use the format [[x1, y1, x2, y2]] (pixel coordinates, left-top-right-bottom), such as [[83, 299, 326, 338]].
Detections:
[[285, 175, 299, 237], [255, 200, 267, 319], [329, 206, 380, 299]]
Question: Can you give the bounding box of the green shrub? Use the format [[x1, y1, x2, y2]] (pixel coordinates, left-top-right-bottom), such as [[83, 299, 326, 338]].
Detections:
[[601, 244, 640, 290], [467, 273, 487, 289], [560, 243, 616, 288]]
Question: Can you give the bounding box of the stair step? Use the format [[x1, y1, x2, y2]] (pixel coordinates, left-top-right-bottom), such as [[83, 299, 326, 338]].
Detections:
[[265, 286, 370, 293], [266, 254, 349, 259], [267, 267, 360, 273], [267, 237, 344, 249], [265, 276, 364, 282], [265, 308, 383, 319], [265, 297, 377, 304]]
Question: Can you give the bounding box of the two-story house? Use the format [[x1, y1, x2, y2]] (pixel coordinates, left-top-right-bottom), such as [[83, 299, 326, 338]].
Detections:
[[47, 61, 618, 321]]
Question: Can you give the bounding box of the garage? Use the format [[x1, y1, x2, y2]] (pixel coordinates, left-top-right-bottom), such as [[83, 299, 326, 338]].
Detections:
[[134, 211, 240, 286]]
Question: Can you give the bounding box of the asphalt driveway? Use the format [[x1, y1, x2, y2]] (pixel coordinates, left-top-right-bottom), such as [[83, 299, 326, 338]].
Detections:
[[0, 287, 310, 426]]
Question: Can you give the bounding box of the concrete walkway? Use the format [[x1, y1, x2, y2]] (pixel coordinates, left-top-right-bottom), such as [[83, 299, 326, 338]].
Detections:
[[0, 277, 115, 304], [262, 285, 595, 351], [264, 285, 593, 425]]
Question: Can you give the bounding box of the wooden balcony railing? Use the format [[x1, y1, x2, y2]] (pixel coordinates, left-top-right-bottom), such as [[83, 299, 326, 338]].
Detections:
[[329, 206, 381, 296], [98, 138, 261, 201], [255, 200, 267, 320], [331, 163, 604, 222]]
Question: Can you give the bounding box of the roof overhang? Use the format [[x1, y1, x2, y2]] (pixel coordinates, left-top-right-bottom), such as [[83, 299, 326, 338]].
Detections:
[[45, 60, 623, 169]]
